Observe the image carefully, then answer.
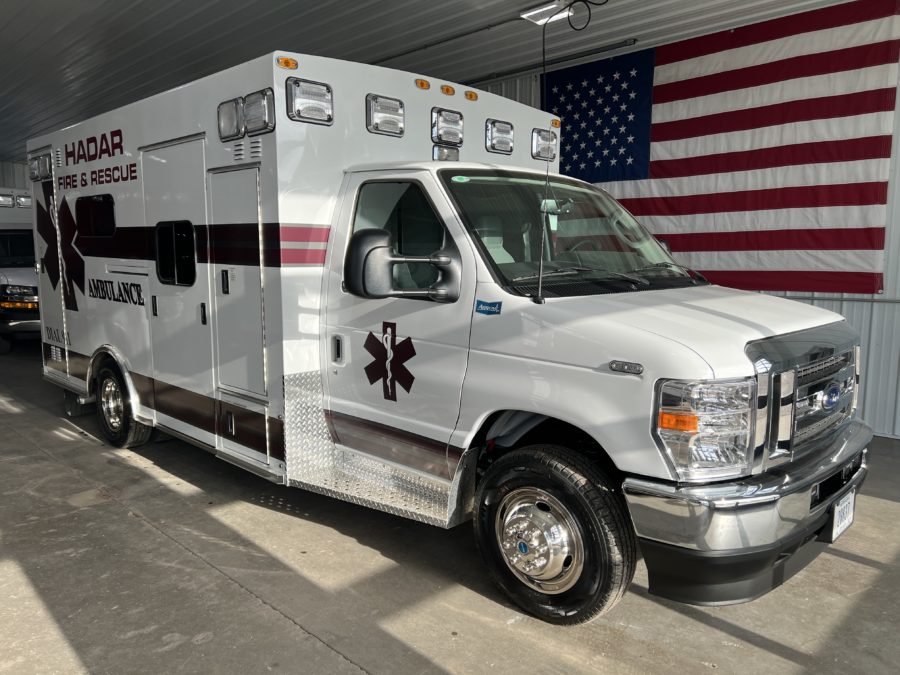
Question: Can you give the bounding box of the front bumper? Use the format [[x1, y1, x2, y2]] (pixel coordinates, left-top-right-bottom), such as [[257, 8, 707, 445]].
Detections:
[[623, 419, 872, 605], [0, 308, 40, 337]]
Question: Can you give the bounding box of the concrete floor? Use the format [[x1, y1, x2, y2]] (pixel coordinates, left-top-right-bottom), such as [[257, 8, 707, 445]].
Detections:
[[0, 341, 898, 675]]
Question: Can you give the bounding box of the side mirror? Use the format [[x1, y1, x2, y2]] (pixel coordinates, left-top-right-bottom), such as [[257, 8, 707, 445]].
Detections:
[[343, 228, 460, 302]]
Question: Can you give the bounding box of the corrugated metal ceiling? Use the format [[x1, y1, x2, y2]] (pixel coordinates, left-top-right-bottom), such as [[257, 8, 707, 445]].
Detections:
[[0, 0, 848, 161]]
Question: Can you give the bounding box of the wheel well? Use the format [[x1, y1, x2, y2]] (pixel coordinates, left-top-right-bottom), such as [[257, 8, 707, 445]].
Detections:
[[471, 412, 622, 483], [88, 351, 120, 395]]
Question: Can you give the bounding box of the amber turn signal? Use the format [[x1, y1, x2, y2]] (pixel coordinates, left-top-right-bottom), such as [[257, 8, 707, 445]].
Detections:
[[658, 411, 699, 433]]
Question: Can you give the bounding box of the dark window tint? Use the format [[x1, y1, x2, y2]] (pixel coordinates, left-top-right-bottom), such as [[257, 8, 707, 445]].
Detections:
[[75, 194, 116, 236], [352, 182, 445, 290], [0, 230, 35, 267], [156, 221, 196, 286]]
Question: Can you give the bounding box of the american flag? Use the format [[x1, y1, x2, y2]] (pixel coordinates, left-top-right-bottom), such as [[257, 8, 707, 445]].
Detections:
[[544, 0, 899, 294]]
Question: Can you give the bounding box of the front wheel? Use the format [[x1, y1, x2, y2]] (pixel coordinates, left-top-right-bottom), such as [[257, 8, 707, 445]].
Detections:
[[95, 366, 152, 448], [474, 445, 637, 624]]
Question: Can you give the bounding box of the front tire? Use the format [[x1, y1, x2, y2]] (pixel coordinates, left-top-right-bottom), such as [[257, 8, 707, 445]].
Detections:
[[95, 365, 152, 448], [474, 445, 637, 625]]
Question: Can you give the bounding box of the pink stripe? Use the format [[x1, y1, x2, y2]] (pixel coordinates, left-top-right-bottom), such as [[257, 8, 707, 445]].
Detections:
[[281, 226, 331, 243], [281, 248, 327, 265]]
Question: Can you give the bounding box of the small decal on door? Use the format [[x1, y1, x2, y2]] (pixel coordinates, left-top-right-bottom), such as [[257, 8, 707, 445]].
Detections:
[[364, 322, 416, 401], [475, 300, 502, 316]]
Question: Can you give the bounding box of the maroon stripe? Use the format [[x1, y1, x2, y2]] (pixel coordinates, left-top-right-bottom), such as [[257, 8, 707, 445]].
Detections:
[[327, 410, 455, 480], [281, 248, 327, 265], [654, 40, 900, 105], [621, 182, 888, 217], [153, 380, 217, 435], [649, 136, 894, 179], [703, 269, 884, 293], [660, 227, 886, 252], [76, 227, 154, 260], [655, 0, 900, 66], [651, 88, 897, 142], [281, 226, 331, 243], [267, 417, 285, 461], [217, 400, 267, 454]]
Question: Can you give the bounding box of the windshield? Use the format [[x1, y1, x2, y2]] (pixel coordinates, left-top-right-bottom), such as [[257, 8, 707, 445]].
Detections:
[[439, 169, 705, 296], [0, 230, 35, 268]]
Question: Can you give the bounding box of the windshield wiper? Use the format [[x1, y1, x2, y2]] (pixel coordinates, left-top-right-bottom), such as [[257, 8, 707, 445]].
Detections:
[[627, 261, 707, 283], [513, 266, 648, 285]]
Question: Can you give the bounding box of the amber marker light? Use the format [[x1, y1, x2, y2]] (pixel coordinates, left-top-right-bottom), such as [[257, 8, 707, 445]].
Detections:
[[440, 84, 456, 95], [415, 79, 431, 90], [464, 90, 478, 101], [551, 118, 561, 128], [0, 301, 38, 310], [658, 411, 699, 433], [276, 56, 299, 70]]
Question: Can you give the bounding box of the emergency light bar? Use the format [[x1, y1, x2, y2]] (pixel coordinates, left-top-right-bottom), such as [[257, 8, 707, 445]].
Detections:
[[287, 78, 334, 125], [217, 98, 245, 141], [28, 155, 52, 182], [244, 88, 276, 136], [432, 108, 463, 146], [486, 119, 514, 154], [531, 128, 558, 161], [366, 94, 405, 137]]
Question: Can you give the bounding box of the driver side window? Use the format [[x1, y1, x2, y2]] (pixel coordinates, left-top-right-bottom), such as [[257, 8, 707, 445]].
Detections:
[[352, 182, 445, 290]]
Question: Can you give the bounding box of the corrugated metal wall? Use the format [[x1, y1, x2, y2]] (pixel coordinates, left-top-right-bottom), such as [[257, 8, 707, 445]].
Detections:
[[480, 72, 900, 438], [0, 161, 28, 188]]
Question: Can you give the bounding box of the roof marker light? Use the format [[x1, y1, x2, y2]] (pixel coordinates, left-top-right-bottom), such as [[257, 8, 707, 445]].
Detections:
[[464, 90, 478, 101], [551, 118, 561, 128], [415, 79, 431, 90], [440, 84, 455, 96], [276, 56, 299, 70]]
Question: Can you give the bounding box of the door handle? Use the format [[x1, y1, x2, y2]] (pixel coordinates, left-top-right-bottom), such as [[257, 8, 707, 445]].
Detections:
[[201, 302, 207, 325], [151, 295, 158, 316], [332, 335, 343, 363], [221, 270, 230, 295]]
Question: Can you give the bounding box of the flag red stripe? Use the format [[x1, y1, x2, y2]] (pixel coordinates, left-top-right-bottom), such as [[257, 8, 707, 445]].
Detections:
[[655, 0, 900, 66], [621, 182, 888, 216], [658, 227, 886, 252], [653, 40, 900, 105], [652, 88, 897, 142], [701, 269, 884, 293], [649, 136, 893, 179], [281, 226, 331, 243], [281, 248, 327, 264]]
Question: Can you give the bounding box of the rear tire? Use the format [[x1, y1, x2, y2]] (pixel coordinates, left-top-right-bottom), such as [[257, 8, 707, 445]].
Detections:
[[474, 444, 637, 625], [95, 365, 152, 448]]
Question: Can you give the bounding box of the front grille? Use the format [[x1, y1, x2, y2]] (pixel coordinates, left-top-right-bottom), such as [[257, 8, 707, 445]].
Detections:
[[748, 325, 859, 472], [793, 350, 855, 447]]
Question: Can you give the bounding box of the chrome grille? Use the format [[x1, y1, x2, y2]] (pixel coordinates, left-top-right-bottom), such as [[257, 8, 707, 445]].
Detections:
[[793, 350, 855, 447]]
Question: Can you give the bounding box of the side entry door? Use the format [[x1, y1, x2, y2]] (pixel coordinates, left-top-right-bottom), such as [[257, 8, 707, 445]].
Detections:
[[142, 140, 216, 442], [324, 171, 477, 480]]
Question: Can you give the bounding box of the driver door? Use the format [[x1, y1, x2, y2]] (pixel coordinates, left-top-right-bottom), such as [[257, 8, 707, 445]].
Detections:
[[323, 171, 476, 480]]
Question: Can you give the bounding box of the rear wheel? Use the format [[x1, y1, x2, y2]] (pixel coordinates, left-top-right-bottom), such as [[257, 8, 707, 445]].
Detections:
[[95, 365, 152, 448], [474, 445, 637, 625]]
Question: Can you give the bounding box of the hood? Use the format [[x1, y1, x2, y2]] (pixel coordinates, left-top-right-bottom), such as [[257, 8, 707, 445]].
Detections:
[[545, 284, 844, 378], [0, 266, 38, 289]]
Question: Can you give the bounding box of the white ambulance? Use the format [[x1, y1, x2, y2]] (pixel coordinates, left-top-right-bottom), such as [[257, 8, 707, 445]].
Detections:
[[0, 187, 38, 353], [27, 52, 871, 624]]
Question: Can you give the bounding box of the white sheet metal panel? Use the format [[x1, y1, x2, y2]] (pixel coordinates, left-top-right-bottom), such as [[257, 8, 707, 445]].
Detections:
[[0, 0, 849, 162]]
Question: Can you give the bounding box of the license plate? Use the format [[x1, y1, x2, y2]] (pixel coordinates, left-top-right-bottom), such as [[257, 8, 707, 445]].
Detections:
[[831, 489, 855, 542]]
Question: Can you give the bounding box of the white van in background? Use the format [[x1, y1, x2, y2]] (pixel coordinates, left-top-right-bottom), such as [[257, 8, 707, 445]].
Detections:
[[0, 188, 38, 353]]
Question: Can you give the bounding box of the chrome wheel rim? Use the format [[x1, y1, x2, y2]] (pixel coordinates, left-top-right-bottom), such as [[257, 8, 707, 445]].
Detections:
[[100, 377, 124, 432], [494, 487, 585, 595]]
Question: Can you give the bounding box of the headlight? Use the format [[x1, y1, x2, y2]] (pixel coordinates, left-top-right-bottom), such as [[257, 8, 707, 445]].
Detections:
[[1, 285, 35, 297], [654, 378, 754, 482]]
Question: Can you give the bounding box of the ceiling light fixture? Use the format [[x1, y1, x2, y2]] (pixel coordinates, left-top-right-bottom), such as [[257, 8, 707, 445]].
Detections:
[[520, 1, 572, 25]]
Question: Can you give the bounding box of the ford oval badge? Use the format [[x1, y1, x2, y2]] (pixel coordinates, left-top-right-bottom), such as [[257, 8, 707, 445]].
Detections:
[[821, 383, 842, 411]]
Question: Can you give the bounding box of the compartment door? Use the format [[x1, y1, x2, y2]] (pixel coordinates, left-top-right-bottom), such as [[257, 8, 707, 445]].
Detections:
[[208, 168, 266, 397]]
